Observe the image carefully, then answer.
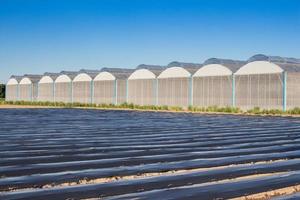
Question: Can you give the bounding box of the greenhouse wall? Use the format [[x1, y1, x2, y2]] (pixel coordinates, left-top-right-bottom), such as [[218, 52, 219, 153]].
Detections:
[[93, 80, 115, 104], [6, 85, 18, 101], [235, 73, 283, 110], [193, 76, 233, 107], [116, 79, 127, 104], [54, 82, 72, 103], [72, 73, 92, 104], [19, 84, 32, 101], [72, 81, 92, 104], [286, 72, 300, 109], [158, 77, 190, 107], [128, 79, 156, 106], [38, 83, 54, 102], [6, 79, 19, 101], [32, 83, 39, 101]]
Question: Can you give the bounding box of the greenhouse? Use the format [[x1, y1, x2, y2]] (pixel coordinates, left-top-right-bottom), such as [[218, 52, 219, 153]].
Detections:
[[6, 54, 300, 111], [93, 68, 133, 105], [72, 70, 99, 104], [157, 62, 200, 107], [37, 73, 59, 102], [54, 71, 77, 103], [193, 58, 245, 107], [19, 75, 42, 101], [128, 65, 165, 106], [235, 54, 300, 110], [6, 76, 22, 101]]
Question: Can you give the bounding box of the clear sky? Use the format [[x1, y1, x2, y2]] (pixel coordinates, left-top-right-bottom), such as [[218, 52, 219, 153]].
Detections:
[[0, 0, 299, 83]]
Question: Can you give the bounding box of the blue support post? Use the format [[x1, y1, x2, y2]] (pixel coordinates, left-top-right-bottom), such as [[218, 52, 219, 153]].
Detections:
[[232, 75, 236, 107], [283, 72, 287, 112], [114, 79, 118, 105], [189, 75, 193, 107]]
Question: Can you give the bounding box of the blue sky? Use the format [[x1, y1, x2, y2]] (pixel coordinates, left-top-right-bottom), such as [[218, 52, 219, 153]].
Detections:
[[0, 0, 299, 83]]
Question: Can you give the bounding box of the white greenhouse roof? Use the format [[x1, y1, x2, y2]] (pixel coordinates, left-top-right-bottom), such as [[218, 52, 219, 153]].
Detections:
[[193, 64, 233, 77], [94, 72, 116, 81], [39, 76, 54, 84], [128, 69, 156, 80], [7, 78, 18, 85], [158, 67, 191, 79], [235, 61, 283, 75], [55, 75, 72, 83], [73, 73, 92, 82], [19, 77, 32, 85]]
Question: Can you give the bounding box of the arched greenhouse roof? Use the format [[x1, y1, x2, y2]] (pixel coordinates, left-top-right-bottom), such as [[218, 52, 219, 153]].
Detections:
[[39, 73, 60, 84], [160, 61, 202, 78], [136, 64, 165, 77], [203, 58, 245, 72], [58, 71, 78, 81], [235, 61, 284, 75], [94, 71, 116, 81], [39, 76, 54, 84], [73, 73, 93, 82], [236, 55, 300, 75], [7, 75, 23, 85], [97, 67, 134, 80], [7, 78, 19, 85], [55, 74, 72, 83], [20, 74, 43, 85], [20, 78, 31, 85], [193, 64, 233, 77], [194, 58, 246, 77], [128, 69, 156, 80], [79, 69, 101, 79], [158, 67, 192, 79], [44, 72, 60, 80]]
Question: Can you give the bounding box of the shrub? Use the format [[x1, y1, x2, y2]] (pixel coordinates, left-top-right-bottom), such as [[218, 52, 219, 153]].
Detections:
[[288, 107, 300, 115], [247, 107, 261, 114]]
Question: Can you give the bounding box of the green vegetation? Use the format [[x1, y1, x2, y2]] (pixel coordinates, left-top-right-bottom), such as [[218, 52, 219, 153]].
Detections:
[[0, 101, 182, 111], [0, 84, 5, 99], [247, 107, 283, 115], [3, 100, 300, 116], [188, 105, 241, 113], [246, 106, 300, 115]]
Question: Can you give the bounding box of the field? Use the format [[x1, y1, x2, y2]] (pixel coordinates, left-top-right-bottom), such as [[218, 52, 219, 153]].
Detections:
[[1, 109, 300, 199]]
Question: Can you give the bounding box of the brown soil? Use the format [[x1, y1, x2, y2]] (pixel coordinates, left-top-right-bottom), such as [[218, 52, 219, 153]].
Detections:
[[3, 159, 288, 192], [231, 184, 300, 200]]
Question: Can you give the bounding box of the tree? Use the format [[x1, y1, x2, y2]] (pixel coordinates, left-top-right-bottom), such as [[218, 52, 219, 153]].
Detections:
[[0, 84, 5, 99]]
